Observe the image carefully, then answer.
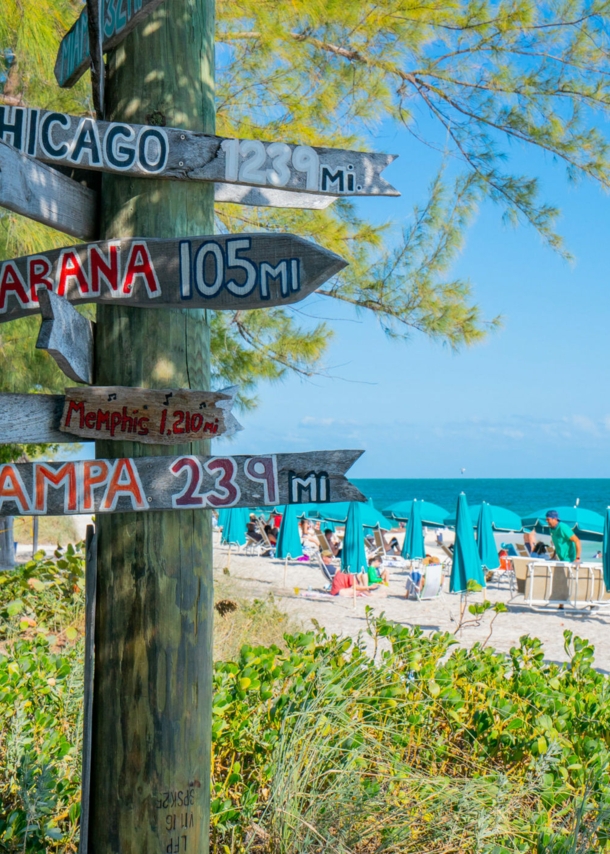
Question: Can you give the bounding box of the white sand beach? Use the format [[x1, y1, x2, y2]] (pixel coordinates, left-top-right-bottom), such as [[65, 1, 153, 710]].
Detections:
[[213, 530, 610, 673]]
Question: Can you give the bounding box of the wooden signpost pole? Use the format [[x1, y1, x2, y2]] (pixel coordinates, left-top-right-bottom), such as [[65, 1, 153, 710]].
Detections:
[[88, 1, 216, 852]]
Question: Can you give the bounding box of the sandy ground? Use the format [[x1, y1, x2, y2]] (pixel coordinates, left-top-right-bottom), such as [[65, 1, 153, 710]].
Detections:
[[213, 531, 610, 673]]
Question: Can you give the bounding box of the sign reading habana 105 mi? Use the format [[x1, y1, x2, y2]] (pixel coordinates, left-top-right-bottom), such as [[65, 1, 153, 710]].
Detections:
[[0, 106, 398, 198], [0, 234, 346, 322], [0, 450, 364, 516]]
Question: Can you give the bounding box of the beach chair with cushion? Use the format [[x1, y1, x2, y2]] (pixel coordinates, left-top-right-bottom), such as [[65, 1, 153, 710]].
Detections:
[[509, 557, 531, 597], [588, 567, 610, 610]]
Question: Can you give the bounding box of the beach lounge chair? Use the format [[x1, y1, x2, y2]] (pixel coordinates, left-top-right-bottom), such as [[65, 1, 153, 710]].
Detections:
[[515, 543, 530, 557], [588, 566, 610, 610], [405, 563, 443, 601]]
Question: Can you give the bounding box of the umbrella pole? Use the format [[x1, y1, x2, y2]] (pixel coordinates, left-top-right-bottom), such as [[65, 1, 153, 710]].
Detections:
[[284, 557, 288, 588], [353, 573, 357, 610], [227, 545, 231, 574]]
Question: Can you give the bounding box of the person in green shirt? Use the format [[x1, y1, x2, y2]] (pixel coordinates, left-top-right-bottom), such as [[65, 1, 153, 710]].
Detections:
[[546, 511, 581, 563], [367, 555, 389, 586]]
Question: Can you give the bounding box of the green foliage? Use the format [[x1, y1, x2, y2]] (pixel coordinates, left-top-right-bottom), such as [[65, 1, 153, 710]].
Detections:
[[2, 555, 610, 852]]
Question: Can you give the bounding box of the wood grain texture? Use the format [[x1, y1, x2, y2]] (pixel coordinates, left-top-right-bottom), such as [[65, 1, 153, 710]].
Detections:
[[0, 393, 81, 443], [59, 385, 242, 444], [0, 106, 398, 197], [90, 1, 216, 851], [0, 140, 98, 239], [213, 183, 338, 209], [0, 233, 347, 323], [86, 0, 105, 118], [0, 450, 364, 516], [36, 289, 94, 384], [79, 525, 97, 854], [55, 0, 166, 88]]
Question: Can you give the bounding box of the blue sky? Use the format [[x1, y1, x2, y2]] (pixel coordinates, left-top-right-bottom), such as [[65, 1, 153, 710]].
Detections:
[[217, 119, 610, 478]]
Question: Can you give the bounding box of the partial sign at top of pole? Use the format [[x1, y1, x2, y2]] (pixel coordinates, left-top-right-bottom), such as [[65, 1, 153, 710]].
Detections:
[[0, 106, 399, 198], [55, 0, 165, 89]]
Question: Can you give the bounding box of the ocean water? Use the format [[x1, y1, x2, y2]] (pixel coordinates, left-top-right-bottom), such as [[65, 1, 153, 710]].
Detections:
[[353, 479, 610, 518]]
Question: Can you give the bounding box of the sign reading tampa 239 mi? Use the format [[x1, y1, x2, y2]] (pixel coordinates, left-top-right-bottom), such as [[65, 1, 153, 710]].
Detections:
[[0, 233, 346, 323], [0, 106, 398, 198]]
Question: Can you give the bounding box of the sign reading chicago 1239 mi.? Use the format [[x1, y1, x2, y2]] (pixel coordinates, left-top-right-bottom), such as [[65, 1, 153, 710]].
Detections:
[[0, 106, 398, 198], [0, 233, 346, 323], [0, 450, 364, 516]]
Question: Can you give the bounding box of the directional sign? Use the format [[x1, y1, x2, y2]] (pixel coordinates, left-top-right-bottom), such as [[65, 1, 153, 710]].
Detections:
[[0, 450, 364, 516], [60, 386, 243, 445], [55, 0, 165, 89], [0, 140, 98, 240], [0, 106, 398, 198], [36, 288, 94, 384], [0, 387, 241, 445], [0, 233, 346, 323]]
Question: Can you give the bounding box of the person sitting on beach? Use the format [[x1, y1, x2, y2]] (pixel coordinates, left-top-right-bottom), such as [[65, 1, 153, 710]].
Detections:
[[367, 554, 389, 586], [546, 510, 581, 564], [264, 524, 278, 547], [330, 570, 370, 597], [247, 514, 263, 543], [324, 528, 342, 557], [523, 531, 537, 555], [320, 550, 338, 580]]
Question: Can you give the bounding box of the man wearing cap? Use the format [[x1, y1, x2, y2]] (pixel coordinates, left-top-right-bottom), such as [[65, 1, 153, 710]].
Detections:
[[546, 511, 581, 563]]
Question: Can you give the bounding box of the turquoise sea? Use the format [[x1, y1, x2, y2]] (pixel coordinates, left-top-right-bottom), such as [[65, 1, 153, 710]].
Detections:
[[353, 479, 610, 518]]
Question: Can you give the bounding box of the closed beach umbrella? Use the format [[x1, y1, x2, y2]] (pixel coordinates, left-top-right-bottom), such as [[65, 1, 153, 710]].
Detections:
[[384, 499, 448, 527], [276, 504, 303, 559], [221, 507, 248, 546], [477, 502, 500, 570], [445, 504, 522, 533], [402, 499, 425, 560], [603, 509, 610, 592], [449, 494, 486, 593], [217, 508, 230, 531], [341, 502, 368, 575]]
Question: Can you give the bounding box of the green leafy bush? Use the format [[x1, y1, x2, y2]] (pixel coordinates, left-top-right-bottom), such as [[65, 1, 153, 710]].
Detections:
[[2, 555, 610, 853]]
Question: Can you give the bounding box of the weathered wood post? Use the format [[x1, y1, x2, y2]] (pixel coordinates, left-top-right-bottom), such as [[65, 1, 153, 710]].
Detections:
[[0, 515, 14, 568], [88, 1, 216, 851]]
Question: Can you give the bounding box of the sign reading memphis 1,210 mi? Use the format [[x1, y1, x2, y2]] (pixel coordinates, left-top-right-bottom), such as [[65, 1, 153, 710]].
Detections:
[[0, 451, 364, 516], [0, 234, 346, 322], [0, 106, 398, 198]]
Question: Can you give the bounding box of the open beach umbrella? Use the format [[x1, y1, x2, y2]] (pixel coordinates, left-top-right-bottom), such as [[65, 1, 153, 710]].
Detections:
[[402, 499, 425, 560], [477, 502, 500, 570], [360, 498, 393, 530], [315, 502, 351, 523], [449, 494, 486, 593], [522, 506, 604, 540], [603, 508, 610, 592], [445, 504, 522, 533], [276, 504, 303, 560], [384, 499, 448, 527], [341, 502, 368, 575], [220, 507, 249, 546]]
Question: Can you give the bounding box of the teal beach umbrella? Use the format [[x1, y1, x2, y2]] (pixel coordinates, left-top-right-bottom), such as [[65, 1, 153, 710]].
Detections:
[[522, 506, 603, 541], [477, 502, 500, 570], [217, 509, 230, 531], [341, 502, 368, 575], [276, 504, 303, 559], [603, 508, 610, 592], [384, 499, 448, 527], [221, 507, 248, 546], [361, 498, 393, 530], [402, 499, 425, 560], [450, 494, 486, 593]]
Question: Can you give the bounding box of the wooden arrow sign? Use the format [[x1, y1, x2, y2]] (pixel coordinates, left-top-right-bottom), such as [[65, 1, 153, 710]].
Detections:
[[0, 106, 398, 198], [0, 233, 346, 324], [36, 288, 94, 384], [0, 450, 364, 516], [0, 140, 98, 240], [60, 386, 242, 445], [0, 388, 242, 445], [55, 0, 165, 89]]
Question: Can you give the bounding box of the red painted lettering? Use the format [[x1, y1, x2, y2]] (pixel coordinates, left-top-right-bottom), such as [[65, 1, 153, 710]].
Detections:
[[101, 459, 146, 511], [0, 465, 31, 513], [81, 460, 110, 512], [57, 250, 90, 296], [34, 463, 77, 513], [122, 242, 160, 296], [205, 457, 240, 507], [85, 411, 97, 429], [89, 243, 120, 295], [0, 262, 30, 312], [64, 400, 85, 429], [244, 456, 278, 505], [28, 256, 53, 302]]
